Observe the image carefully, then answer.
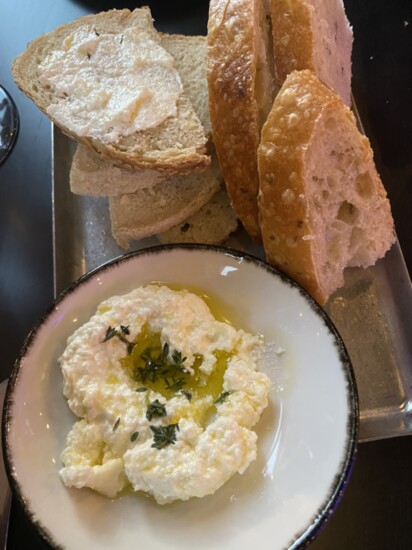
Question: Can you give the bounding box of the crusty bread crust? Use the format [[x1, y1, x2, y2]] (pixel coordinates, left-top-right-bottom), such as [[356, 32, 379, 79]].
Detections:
[[269, 0, 353, 106], [12, 8, 209, 173], [207, 0, 274, 242], [258, 70, 395, 304]]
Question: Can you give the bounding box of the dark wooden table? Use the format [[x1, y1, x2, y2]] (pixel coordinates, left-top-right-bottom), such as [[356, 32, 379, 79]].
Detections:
[[1, 1, 411, 548]]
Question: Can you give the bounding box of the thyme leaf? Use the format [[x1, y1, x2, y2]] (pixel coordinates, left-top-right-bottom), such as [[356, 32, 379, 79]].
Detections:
[[150, 423, 179, 450], [165, 377, 186, 392], [181, 390, 192, 401], [130, 431, 139, 442], [146, 399, 167, 421], [112, 417, 121, 431], [103, 325, 135, 354], [215, 390, 232, 405], [103, 326, 117, 342]]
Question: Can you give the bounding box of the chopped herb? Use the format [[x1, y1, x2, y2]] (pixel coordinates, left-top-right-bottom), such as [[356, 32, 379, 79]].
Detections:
[[150, 423, 179, 449], [112, 417, 121, 431], [103, 326, 117, 342], [162, 342, 169, 362], [181, 390, 192, 401], [165, 377, 186, 392], [94, 29, 100, 36], [136, 387, 148, 392], [146, 399, 167, 421], [87, 53, 91, 60], [215, 390, 231, 405], [181, 222, 190, 233], [130, 431, 139, 442], [103, 325, 135, 354], [172, 350, 187, 371], [119, 34, 124, 44], [137, 342, 172, 384]]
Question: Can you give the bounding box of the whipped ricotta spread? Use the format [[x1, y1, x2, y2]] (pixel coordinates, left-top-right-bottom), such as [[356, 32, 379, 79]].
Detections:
[[59, 284, 271, 504], [38, 26, 183, 141]]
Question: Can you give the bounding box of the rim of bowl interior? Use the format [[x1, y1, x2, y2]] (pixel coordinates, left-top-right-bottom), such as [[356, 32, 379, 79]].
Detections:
[[2, 243, 359, 550]]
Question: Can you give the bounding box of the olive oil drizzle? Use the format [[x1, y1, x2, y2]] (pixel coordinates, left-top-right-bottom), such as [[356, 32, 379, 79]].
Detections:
[[117, 324, 232, 412]]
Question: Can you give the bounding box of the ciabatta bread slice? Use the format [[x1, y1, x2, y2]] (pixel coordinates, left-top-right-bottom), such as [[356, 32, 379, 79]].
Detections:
[[157, 188, 238, 245], [207, 0, 276, 242], [258, 70, 395, 304], [12, 8, 209, 173], [70, 33, 211, 196], [269, 0, 353, 105], [109, 155, 222, 248]]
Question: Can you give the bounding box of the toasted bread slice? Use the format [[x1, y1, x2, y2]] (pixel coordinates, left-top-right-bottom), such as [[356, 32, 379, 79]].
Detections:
[[157, 188, 238, 245], [70, 146, 165, 196], [12, 8, 209, 173], [109, 155, 222, 248], [70, 33, 211, 196], [160, 34, 211, 139], [207, 0, 276, 242], [269, 0, 353, 105], [258, 70, 395, 304]]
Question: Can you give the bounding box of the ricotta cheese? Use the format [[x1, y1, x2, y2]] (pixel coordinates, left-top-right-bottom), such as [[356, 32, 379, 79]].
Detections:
[[38, 25, 183, 142], [59, 284, 271, 504]]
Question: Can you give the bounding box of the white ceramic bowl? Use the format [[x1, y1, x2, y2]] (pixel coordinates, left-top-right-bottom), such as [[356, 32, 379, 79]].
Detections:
[[3, 244, 358, 550]]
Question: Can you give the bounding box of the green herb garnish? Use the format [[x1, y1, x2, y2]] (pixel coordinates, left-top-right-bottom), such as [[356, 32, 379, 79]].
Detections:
[[102, 325, 135, 355], [164, 377, 186, 392], [103, 326, 117, 342], [146, 399, 167, 421], [136, 387, 148, 393], [215, 390, 231, 405], [136, 342, 187, 389], [181, 390, 192, 401], [150, 423, 179, 450], [112, 417, 121, 431], [130, 431, 139, 442]]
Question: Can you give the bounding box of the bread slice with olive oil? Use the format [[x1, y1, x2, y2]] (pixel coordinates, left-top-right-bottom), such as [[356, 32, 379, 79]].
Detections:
[[12, 8, 209, 174], [70, 33, 211, 196], [258, 70, 395, 304]]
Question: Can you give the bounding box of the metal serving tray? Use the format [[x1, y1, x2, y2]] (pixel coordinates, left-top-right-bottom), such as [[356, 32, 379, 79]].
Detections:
[[52, 126, 412, 443]]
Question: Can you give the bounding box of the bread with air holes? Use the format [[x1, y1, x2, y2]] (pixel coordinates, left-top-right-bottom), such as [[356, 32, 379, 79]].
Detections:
[[258, 70, 395, 304]]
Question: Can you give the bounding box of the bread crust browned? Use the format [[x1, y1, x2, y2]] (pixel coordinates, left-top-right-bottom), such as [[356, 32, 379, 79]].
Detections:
[[207, 0, 266, 242], [268, 0, 353, 106], [258, 70, 395, 304]]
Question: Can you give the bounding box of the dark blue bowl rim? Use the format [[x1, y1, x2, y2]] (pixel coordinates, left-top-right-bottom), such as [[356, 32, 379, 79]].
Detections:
[[2, 243, 359, 550]]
